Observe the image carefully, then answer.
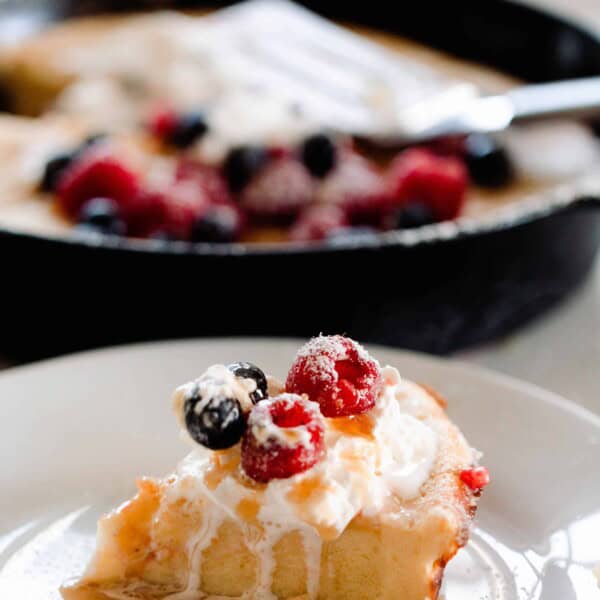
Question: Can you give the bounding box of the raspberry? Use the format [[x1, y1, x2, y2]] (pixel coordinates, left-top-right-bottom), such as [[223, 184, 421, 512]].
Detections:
[[147, 104, 179, 140], [316, 153, 390, 225], [127, 180, 210, 240], [387, 148, 468, 221], [286, 335, 381, 417], [267, 145, 292, 161], [241, 394, 325, 482], [175, 160, 232, 205], [460, 466, 490, 491], [58, 151, 140, 217], [240, 157, 315, 219], [289, 204, 348, 242]]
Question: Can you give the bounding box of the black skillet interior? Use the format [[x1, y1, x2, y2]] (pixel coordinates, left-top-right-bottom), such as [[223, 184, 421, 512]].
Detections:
[[0, 0, 599, 361]]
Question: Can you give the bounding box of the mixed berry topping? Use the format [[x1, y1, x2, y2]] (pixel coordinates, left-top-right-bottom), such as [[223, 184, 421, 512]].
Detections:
[[178, 339, 489, 496], [460, 466, 490, 491], [44, 120, 516, 244], [241, 394, 325, 482], [227, 362, 268, 404], [286, 335, 382, 417], [300, 133, 338, 178], [184, 390, 246, 450]]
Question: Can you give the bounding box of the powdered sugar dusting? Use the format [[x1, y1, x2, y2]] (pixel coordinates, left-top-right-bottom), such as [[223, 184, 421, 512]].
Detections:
[[240, 158, 315, 216], [294, 335, 352, 386], [248, 394, 319, 450], [172, 364, 256, 440], [287, 335, 382, 417]]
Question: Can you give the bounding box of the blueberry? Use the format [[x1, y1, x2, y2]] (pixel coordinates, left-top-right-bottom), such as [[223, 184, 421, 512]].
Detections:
[[40, 152, 74, 192], [390, 201, 438, 229], [223, 145, 268, 193], [40, 134, 109, 193], [326, 226, 379, 245], [191, 205, 240, 243], [300, 133, 337, 178], [184, 392, 245, 450], [228, 362, 268, 404], [78, 198, 126, 236], [465, 133, 514, 188], [169, 112, 209, 148]]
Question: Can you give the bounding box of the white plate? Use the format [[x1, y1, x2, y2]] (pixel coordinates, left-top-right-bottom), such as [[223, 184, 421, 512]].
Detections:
[[1, 339, 599, 600]]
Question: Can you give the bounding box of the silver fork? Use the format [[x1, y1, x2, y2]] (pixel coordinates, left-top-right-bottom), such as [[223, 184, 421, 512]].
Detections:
[[209, 0, 600, 143]]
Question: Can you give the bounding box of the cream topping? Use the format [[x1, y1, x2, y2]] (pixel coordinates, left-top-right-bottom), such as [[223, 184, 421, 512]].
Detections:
[[168, 366, 439, 598], [172, 366, 437, 532], [166, 365, 441, 598]]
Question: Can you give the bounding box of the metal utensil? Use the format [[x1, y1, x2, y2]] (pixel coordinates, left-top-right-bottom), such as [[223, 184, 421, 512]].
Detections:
[[212, 0, 600, 143]]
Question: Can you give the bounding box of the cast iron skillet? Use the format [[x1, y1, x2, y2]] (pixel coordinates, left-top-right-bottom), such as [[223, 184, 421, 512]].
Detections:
[[0, 0, 599, 360]]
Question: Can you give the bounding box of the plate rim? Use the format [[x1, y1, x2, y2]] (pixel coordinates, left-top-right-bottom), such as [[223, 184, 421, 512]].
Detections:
[[2, 336, 599, 430]]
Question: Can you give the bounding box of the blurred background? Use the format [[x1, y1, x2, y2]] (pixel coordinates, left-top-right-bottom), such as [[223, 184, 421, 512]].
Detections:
[[0, 0, 597, 415]]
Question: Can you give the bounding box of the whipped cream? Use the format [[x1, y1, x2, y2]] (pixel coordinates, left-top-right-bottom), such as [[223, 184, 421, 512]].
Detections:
[[172, 366, 436, 534], [166, 364, 440, 598]]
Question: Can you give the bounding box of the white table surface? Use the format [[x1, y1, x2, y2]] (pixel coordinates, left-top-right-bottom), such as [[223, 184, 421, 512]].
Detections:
[[0, 0, 598, 417]]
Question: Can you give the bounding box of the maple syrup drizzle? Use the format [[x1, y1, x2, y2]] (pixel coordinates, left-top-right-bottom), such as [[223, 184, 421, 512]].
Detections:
[[236, 495, 262, 521], [203, 447, 240, 490], [286, 476, 330, 506], [328, 413, 376, 440]]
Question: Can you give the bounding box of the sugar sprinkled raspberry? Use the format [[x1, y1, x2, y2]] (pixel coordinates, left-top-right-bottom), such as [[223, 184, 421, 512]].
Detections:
[[240, 157, 314, 218], [127, 179, 210, 240], [289, 204, 348, 242], [460, 466, 490, 491], [176, 160, 232, 205], [286, 335, 382, 417], [315, 153, 390, 225], [241, 394, 325, 483]]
